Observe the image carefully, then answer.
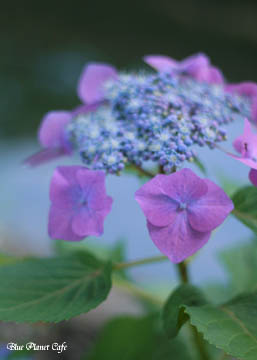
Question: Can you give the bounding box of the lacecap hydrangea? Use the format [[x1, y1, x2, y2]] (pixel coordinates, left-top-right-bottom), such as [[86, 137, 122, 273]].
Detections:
[[26, 53, 257, 263], [27, 53, 253, 174]]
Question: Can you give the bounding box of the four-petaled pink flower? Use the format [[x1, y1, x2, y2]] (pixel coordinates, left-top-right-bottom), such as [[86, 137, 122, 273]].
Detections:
[[143, 53, 224, 84], [225, 82, 257, 124], [227, 118, 257, 187], [25, 63, 118, 166], [48, 166, 113, 241], [135, 168, 233, 263]]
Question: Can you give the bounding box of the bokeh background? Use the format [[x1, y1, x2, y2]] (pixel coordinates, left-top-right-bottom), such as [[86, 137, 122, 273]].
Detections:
[[0, 0, 257, 359]]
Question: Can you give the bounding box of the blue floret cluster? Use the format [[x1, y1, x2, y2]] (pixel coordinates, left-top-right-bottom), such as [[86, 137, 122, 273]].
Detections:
[[66, 71, 251, 174]]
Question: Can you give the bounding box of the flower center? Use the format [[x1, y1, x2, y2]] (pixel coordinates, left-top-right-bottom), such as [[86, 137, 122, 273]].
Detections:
[[178, 202, 187, 211], [79, 196, 88, 207]]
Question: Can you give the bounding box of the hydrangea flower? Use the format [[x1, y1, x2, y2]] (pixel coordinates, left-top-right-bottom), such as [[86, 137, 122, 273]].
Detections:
[[135, 168, 234, 263], [48, 166, 113, 241], [26, 54, 255, 174], [77, 63, 118, 105], [67, 67, 250, 174], [25, 63, 118, 166], [25, 111, 73, 166], [227, 118, 257, 187], [143, 53, 224, 84], [225, 81, 257, 123]]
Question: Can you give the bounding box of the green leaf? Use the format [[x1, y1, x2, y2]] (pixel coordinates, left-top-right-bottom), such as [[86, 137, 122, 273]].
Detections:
[[55, 238, 126, 263], [219, 242, 257, 294], [0, 253, 29, 266], [86, 315, 193, 360], [203, 283, 233, 305], [185, 291, 257, 360], [162, 284, 207, 338], [8, 348, 34, 359], [232, 186, 257, 233], [0, 252, 112, 323], [86, 315, 157, 360], [151, 336, 194, 360]]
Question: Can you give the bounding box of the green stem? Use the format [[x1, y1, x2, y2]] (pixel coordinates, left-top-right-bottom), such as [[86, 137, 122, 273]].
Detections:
[[113, 255, 168, 271], [113, 277, 163, 306], [177, 261, 210, 360], [177, 261, 189, 283], [132, 164, 155, 178]]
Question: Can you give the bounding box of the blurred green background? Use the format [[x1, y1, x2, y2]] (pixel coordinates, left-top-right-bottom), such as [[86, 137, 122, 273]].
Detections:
[[1, 0, 257, 139]]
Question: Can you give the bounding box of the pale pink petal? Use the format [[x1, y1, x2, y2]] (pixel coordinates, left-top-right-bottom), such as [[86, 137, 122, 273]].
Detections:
[[72, 209, 105, 237], [49, 166, 85, 207], [227, 151, 257, 170], [206, 66, 224, 84], [194, 65, 224, 84], [158, 169, 208, 203], [229, 119, 257, 167], [71, 102, 101, 117], [188, 179, 234, 232], [48, 166, 112, 241], [38, 111, 72, 149], [143, 55, 178, 71], [24, 148, 68, 167], [232, 119, 256, 155], [76, 169, 113, 212], [252, 97, 257, 124], [147, 214, 211, 263], [135, 169, 208, 227], [135, 178, 178, 227], [181, 53, 210, 74], [77, 63, 118, 104], [48, 205, 83, 241], [233, 137, 244, 154], [225, 82, 257, 98], [249, 169, 257, 187]]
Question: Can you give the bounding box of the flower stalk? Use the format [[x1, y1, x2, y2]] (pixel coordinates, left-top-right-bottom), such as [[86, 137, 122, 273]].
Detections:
[[113, 255, 168, 271], [177, 261, 210, 360]]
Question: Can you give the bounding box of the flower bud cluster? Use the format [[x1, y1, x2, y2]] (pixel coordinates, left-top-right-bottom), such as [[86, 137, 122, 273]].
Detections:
[[67, 71, 250, 174]]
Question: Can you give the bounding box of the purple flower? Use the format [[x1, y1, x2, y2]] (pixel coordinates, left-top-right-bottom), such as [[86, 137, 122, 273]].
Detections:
[[48, 166, 113, 241], [77, 63, 118, 105], [227, 118, 257, 186], [143, 53, 224, 84], [25, 111, 73, 166], [25, 62, 118, 166], [225, 82, 257, 123], [135, 168, 233, 263]]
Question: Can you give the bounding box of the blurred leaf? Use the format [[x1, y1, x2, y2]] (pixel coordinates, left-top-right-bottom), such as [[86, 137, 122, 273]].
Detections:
[[232, 186, 257, 233], [86, 315, 193, 360], [55, 238, 126, 263], [8, 348, 34, 359], [193, 157, 207, 175], [162, 284, 207, 338], [86, 315, 157, 360], [108, 240, 126, 263], [204, 241, 257, 304], [219, 241, 257, 294], [0, 253, 27, 266], [203, 283, 233, 305], [185, 291, 257, 360], [0, 251, 112, 322], [151, 337, 193, 360], [217, 175, 241, 197]]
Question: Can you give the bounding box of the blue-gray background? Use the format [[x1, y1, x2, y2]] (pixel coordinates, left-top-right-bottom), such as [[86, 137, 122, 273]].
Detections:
[[1, 0, 257, 290]]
